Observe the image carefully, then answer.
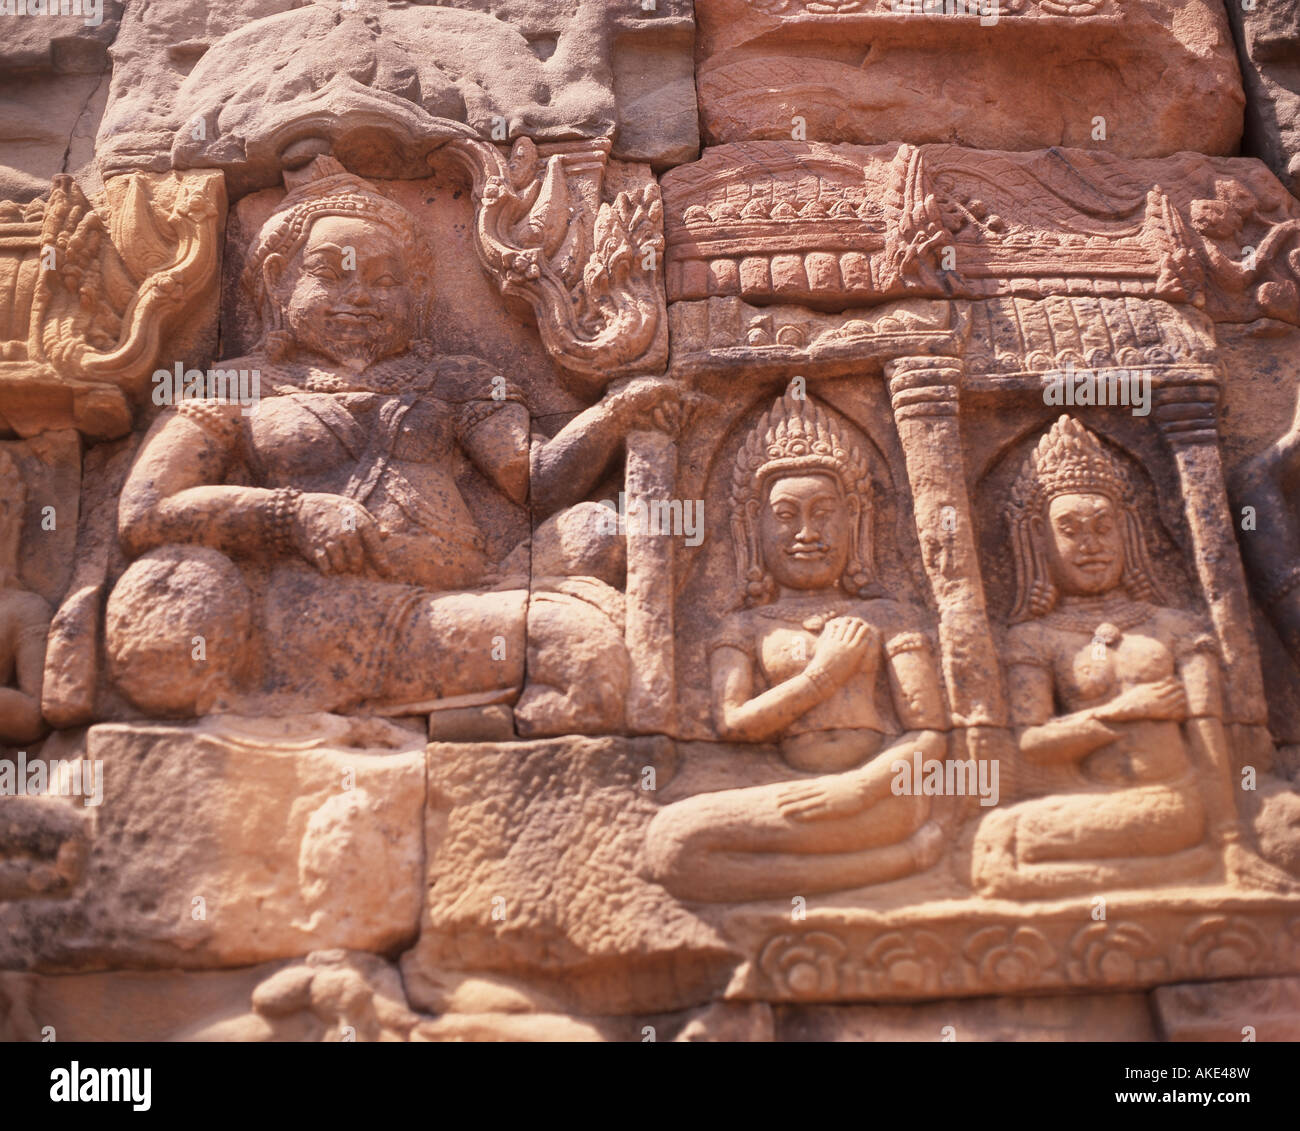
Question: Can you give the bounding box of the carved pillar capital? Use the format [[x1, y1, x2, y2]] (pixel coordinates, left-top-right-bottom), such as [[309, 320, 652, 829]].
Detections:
[[886, 357, 962, 421], [1152, 368, 1221, 448]]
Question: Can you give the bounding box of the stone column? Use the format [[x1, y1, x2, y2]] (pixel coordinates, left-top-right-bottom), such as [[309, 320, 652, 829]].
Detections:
[[1153, 368, 1267, 725], [885, 357, 1006, 727], [624, 428, 677, 735]]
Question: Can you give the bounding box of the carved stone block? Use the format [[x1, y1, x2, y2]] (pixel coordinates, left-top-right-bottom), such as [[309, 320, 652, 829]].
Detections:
[[1227, 0, 1300, 195], [695, 0, 1245, 157], [0, 717, 426, 971], [400, 736, 737, 1015]]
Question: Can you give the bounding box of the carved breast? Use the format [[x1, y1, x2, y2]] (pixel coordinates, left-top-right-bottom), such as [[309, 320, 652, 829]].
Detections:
[[1058, 627, 1175, 712], [756, 622, 885, 735]]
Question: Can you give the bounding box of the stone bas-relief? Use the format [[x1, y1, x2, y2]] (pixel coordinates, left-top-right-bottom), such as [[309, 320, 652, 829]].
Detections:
[[0, 169, 224, 439], [645, 390, 949, 902], [105, 156, 678, 736], [0, 450, 50, 747], [2, 0, 1300, 1045], [973, 417, 1246, 898]]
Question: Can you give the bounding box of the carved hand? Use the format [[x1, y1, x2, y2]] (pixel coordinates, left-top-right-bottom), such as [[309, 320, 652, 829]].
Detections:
[[291, 493, 391, 577], [1092, 676, 1188, 723], [804, 616, 875, 690], [608, 378, 707, 438], [776, 774, 868, 823]]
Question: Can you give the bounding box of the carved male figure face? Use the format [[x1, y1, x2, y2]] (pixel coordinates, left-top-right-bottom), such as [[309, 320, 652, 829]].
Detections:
[[265, 214, 416, 371], [759, 472, 853, 593], [1041, 491, 1125, 596]]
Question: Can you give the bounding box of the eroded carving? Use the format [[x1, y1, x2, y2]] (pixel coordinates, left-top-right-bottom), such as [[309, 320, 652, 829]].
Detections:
[[445, 137, 669, 390], [103, 158, 673, 735], [645, 387, 948, 901], [0, 450, 50, 748], [971, 417, 1264, 897]]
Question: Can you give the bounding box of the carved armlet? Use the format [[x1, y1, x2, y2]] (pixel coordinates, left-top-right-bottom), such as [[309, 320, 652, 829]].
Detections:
[[263, 487, 303, 555], [175, 399, 243, 448], [884, 630, 929, 658]]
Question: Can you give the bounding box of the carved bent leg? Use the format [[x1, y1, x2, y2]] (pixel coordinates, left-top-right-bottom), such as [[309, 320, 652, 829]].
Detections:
[[264, 573, 529, 715], [515, 588, 629, 737], [106, 546, 258, 717], [108, 549, 534, 717], [970, 782, 1213, 899], [643, 774, 941, 903]]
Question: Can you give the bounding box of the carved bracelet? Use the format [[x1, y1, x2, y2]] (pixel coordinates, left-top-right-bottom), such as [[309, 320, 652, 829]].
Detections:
[[265, 487, 303, 555]]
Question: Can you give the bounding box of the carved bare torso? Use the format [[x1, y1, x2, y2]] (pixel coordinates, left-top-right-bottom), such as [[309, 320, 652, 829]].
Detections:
[[1007, 601, 1212, 788], [724, 600, 899, 738], [251, 387, 493, 590]]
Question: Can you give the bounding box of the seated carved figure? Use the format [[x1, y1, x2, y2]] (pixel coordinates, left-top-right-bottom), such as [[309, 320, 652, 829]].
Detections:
[[644, 389, 949, 902], [0, 450, 50, 748], [106, 158, 674, 735], [971, 416, 1250, 897]]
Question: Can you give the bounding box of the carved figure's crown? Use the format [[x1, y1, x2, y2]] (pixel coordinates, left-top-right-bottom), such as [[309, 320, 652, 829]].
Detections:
[[1011, 414, 1134, 513], [732, 386, 871, 507]]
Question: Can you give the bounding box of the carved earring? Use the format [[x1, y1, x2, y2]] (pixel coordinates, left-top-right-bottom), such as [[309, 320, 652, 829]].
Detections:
[[843, 500, 872, 597], [735, 504, 772, 604], [745, 568, 772, 603], [1120, 510, 1160, 604], [1028, 579, 1057, 619], [1026, 516, 1056, 618]]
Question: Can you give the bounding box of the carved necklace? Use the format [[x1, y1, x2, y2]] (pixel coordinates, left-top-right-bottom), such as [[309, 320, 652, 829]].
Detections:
[[1044, 596, 1151, 645], [292, 367, 428, 395], [753, 600, 860, 634]]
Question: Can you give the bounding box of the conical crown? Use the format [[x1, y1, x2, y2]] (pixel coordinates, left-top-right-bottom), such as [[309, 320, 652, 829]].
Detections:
[[732, 388, 870, 507], [1011, 415, 1133, 514]]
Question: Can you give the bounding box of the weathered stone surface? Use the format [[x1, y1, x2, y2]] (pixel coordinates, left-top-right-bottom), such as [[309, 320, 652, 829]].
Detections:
[[401, 736, 738, 1015], [4, 0, 1300, 1048], [661, 143, 1300, 324], [1227, 0, 1300, 196], [0, 949, 420, 1041], [775, 992, 1157, 1041], [0, 716, 426, 970], [695, 0, 1244, 157], [0, 2, 121, 201], [0, 964, 270, 1042], [1152, 974, 1300, 1041], [94, 0, 697, 190]]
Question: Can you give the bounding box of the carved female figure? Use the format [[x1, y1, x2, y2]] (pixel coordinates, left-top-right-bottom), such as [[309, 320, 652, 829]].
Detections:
[[644, 389, 949, 902], [106, 158, 677, 734], [971, 415, 1246, 897]]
